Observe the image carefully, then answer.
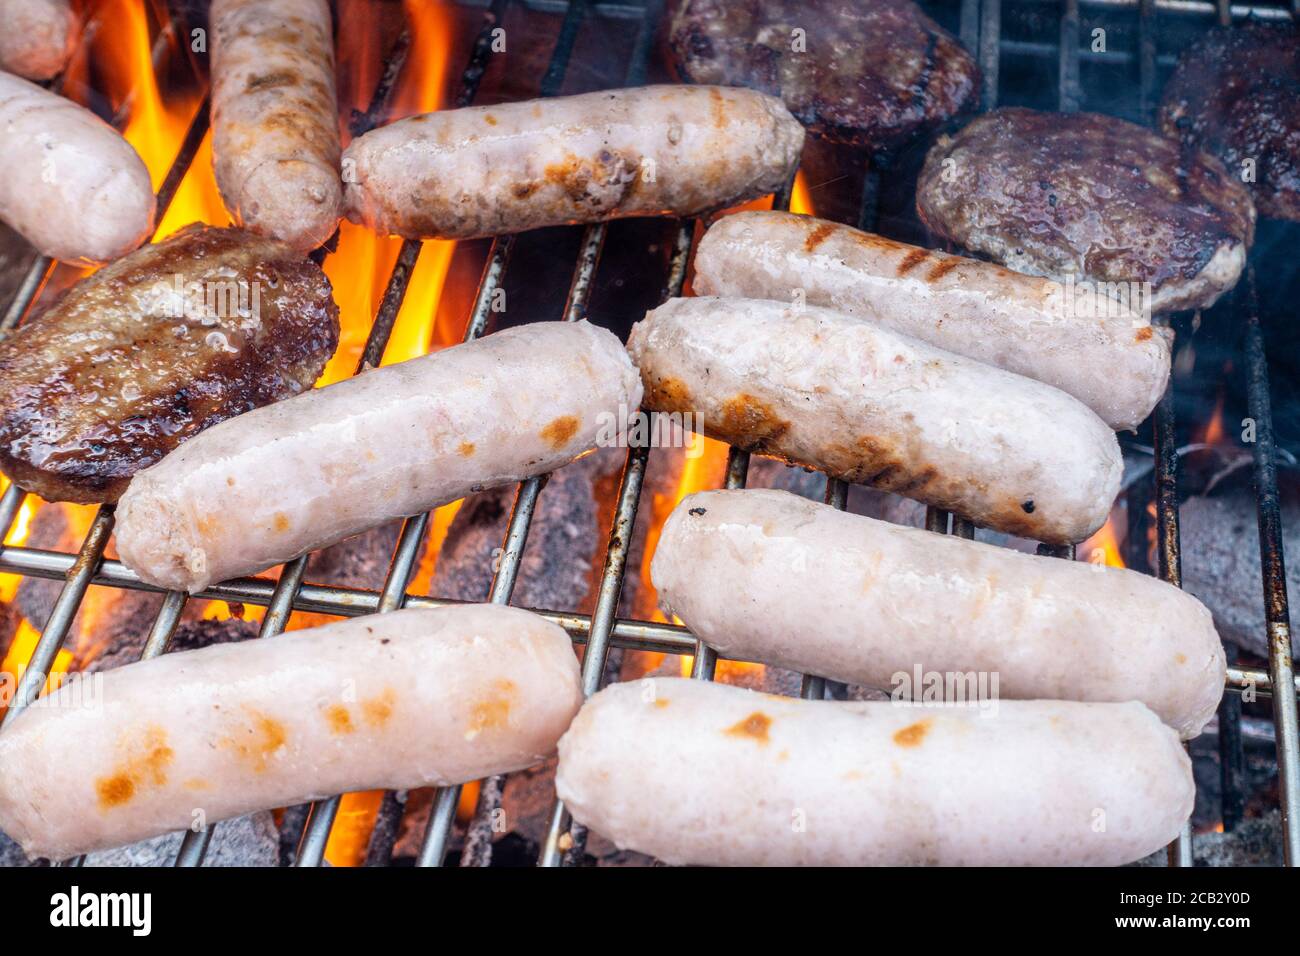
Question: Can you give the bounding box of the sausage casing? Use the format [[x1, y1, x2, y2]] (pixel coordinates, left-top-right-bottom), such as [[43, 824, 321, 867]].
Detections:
[[653, 489, 1225, 739], [342, 85, 804, 240], [211, 0, 342, 251], [116, 321, 642, 592], [627, 297, 1122, 543], [0, 0, 76, 80], [694, 210, 1171, 431], [0, 70, 154, 263], [556, 679, 1193, 866], [0, 605, 582, 861]]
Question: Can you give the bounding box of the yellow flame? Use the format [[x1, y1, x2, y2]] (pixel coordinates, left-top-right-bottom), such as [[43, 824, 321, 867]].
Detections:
[[1080, 513, 1126, 569], [789, 171, 814, 215]]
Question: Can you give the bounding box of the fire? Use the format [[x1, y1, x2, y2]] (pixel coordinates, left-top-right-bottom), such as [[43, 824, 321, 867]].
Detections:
[[1081, 512, 1126, 569], [93, 0, 182, 190], [0, 620, 74, 708], [789, 171, 814, 216], [638, 436, 729, 629], [1201, 390, 1227, 447], [0, 480, 37, 604]]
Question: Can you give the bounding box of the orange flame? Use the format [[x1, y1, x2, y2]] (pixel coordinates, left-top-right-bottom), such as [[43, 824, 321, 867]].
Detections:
[[1081, 512, 1126, 569], [788, 171, 814, 216], [0, 482, 73, 697], [1201, 390, 1227, 447]]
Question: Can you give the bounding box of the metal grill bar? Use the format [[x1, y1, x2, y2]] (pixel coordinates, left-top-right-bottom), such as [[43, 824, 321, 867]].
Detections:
[[1155, 385, 1194, 866], [409, 0, 671, 867], [1059, 0, 1081, 113], [432, 0, 664, 869], [536, 219, 695, 867], [0, 537, 1286, 689], [1242, 272, 1300, 865]]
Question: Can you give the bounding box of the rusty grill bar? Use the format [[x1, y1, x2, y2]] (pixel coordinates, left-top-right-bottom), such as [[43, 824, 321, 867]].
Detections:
[[0, 0, 1296, 868]]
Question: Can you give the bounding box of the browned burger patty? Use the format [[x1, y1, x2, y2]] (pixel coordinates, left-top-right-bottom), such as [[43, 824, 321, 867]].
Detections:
[[1160, 22, 1300, 223], [0, 225, 339, 503], [917, 108, 1256, 314], [665, 0, 979, 151]]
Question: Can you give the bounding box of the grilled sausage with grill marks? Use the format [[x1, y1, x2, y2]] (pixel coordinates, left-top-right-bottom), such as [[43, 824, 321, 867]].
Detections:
[[556, 679, 1193, 866], [0, 605, 582, 861], [665, 0, 979, 150], [917, 108, 1256, 314], [341, 85, 804, 240], [115, 321, 642, 593], [1160, 22, 1300, 223], [211, 0, 342, 252], [695, 211, 1170, 431], [0, 225, 339, 504], [653, 490, 1225, 739], [0, 0, 76, 80], [627, 297, 1122, 544], [0, 70, 154, 263]]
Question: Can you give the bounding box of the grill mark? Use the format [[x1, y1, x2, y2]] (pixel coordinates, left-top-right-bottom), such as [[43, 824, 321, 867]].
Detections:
[[926, 258, 961, 282], [896, 248, 929, 275], [908, 30, 941, 120], [804, 222, 836, 251]]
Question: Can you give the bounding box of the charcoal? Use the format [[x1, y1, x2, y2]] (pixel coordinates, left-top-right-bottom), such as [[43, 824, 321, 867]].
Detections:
[[87, 617, 259, 673], [1132, 811, 1284, 867], [0, 828, 40, 867], [1, 811, 278, 867], [278, 803, 311, 867], [431, 442, 696, 620], [82, 812, 280, 867], [306, 520, 403, 591], [433, 450, 621, 612], [1192, 812, 1285, 867], [0, 221, 37, 309], [390, 788, 452, 864], [1180, 489, 1300, 658]]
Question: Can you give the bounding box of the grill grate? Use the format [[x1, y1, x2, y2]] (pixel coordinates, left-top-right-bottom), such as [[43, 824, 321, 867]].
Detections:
[[0, 0, 1295, 868]]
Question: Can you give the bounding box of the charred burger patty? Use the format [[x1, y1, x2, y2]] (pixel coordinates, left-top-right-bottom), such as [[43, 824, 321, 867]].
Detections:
[[665, 0, 979, 151], [1160, 22, 1300, 223], [917, 108, 1256, 314], [0, 224, 340, 503]]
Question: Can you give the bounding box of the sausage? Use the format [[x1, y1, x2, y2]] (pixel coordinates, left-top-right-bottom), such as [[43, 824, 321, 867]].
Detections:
[[115, 320, 642, 592], [653, 489, 1225, 739], [341, 85, 804, 240], [0, 605, 582, 860], [0, 70, 154, 263], [210, 0, 342, 252], [694, 210, 1171, 431], [627, 297, 1122, 543], [555, 679, 1193, 866], [0, 0, 76, 80]]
